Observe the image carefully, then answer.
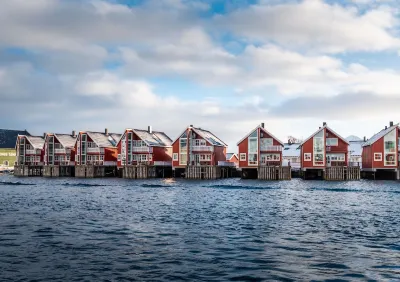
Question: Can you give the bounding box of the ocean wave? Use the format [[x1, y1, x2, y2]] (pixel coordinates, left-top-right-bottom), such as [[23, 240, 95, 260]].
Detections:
[[0, 181, 35, 186]]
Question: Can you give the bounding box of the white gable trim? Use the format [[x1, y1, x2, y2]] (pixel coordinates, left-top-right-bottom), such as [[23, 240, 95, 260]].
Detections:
[[191, 128, 227, 147], [237, 125, 284, 147], [299, 125, 349, 148]]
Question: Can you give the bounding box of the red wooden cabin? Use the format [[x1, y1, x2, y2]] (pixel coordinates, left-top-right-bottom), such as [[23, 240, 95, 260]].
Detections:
[[299, 122, 349, 171], [16, 135, 45, 166], [237, 123, 284, 168], [44, 132, 77, 166], [172, 125, 227, 168], [75, 129, 120, 166], [362, 122, 399, 177], [116, 126, 172, 168], [226, 153, 239, 167]]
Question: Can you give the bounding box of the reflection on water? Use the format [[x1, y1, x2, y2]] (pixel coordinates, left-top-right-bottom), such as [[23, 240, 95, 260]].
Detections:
[[0, 175, 399, 281]]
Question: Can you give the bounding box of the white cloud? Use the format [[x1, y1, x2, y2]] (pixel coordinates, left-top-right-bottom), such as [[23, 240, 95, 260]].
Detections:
[[215, 0, 400, 53]]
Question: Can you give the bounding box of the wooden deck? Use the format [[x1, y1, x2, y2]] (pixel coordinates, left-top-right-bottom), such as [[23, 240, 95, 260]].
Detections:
[[325, 166, 360, 181]]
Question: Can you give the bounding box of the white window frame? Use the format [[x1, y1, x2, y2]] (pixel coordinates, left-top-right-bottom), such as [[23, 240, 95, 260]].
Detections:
[[304, 153, 312, 161], [206, 154, 211, 161], [240, 153, 246, 161], [100, 155, 104, 161], [172, 153, 178, 161], [326, 138, 338, 146], [374, 153, 382, 161], [117, 154, 121, 161], [149, 154, 153, 161]]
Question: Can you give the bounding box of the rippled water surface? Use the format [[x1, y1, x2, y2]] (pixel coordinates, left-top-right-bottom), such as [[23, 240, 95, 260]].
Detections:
[[0, 175, 399, 281]]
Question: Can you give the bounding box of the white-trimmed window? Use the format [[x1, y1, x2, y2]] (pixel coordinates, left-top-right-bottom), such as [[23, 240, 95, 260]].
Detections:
[[240, 153, 246, 161], [206, 154, 211, 161], [180, 153, 187, 165], [374, 153, 382, 161], [133, 154, 138, 161], [304, 153, 312, 161], [100, 155, 104, 161], [87, 155, 92, 161], [117, 154, 121, 161], [326, 138, 338, 146], [173, 153, 178, 161], [140, 154, 147, 161], [149, 154, 153, 161]]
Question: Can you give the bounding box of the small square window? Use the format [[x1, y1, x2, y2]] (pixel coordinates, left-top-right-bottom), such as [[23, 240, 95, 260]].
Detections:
[[374, 153, 382, 161], [240, 153, 246, 161], [173, 153, 178, 161], [304, 153, 312, 161]]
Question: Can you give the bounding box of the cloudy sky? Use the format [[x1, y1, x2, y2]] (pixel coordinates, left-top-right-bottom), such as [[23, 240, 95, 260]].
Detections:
[[1, 0, 399, 151]]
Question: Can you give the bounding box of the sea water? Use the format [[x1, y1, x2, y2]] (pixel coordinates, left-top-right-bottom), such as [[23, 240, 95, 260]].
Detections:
[[0, 175, 399, 281]]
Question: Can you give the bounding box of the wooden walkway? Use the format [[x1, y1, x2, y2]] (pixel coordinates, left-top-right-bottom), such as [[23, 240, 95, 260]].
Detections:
[[258, 166, 291, 180], [325, 166, 360, 180]]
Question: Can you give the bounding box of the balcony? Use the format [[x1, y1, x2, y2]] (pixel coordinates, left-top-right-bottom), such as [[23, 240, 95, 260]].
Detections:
[[55, 149, 66, 154], [260, 161, 282, 166], [25, 149, 38, 154], [153, 161, 172, 166], [131, 146, 153, 153], [260, 146, 282, 152], [86, 148, 105, 154], [217, 161, 235, 167], [191, 146, 213, 152]]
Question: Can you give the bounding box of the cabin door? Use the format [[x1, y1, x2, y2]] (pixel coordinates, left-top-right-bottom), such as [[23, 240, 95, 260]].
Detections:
[[326, 155, 331, 167], [194, 154, 200, 165]]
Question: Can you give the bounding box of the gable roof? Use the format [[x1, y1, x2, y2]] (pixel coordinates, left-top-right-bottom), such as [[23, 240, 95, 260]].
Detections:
[[299, 125, 349, 148], [54, 134, 76, 148], [173, 126, 227, 147], [132, 129, 172, 147], [0, 129, 30, 148], [283, 143, 301, 157], [226, 153, 238, 160], [346, 135, 362, 142], [362, 124, 399, 147], [85, 132, 119, 148], [236, 125, 284, 146], [25, 135, 45, 149], [349, 140, 363, 156]]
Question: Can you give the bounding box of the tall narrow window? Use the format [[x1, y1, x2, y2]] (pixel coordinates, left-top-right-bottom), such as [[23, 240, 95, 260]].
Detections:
[[313, 130, 324, 166], [248, 130, 258, 165], [384, 130, 396, 166], [180, 132, 188, 165]]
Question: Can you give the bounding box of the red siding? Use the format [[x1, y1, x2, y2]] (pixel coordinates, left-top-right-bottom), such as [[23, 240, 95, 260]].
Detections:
[[301, 135, 315, 168], [326, 128, 349, 164], [238, 136, 248, 168], [362, 128, 399, 169], [214, 146, 226, 165]]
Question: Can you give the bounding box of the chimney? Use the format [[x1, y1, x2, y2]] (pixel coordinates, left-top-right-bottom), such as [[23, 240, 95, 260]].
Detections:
[[261, 122, 265, 128], [385, 126, 388, 130], [72, 130, 76, 137], [363, 136, 366, 142], [148, 125, 152, 134], [323, 122, 327, 126], [189, 124, 193, 127], [105, 128, 109, 136], [43, 133, 46, 138], [390, 121, 394, 127], [319, 127, 321, 130]]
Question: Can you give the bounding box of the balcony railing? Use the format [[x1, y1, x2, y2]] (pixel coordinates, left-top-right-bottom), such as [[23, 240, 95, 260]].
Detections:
[[55, 149, 66, 154], [25, 149, 38, 154], [191, 146, 213, 152], [260, 146, 282, 152], [260, 161, 282, 166], [153, 161, 172, 166], [131, 146, 153, 153], [217, 161, 235, 167], [86, 148, 105, 154]]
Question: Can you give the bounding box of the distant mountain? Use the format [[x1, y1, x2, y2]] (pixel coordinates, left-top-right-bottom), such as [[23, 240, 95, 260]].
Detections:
[[346, 135, 362, 142]]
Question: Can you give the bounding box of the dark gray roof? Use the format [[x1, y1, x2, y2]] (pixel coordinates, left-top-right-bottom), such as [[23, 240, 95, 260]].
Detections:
[[26, 136, 45, 149], [133, 129, 172, 147], [363, 124, 399, 147], [55, 134, 77, 148], [193, 127, 227, 147], [0, 129, 30, 148], [86, 132, 120, 148]]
